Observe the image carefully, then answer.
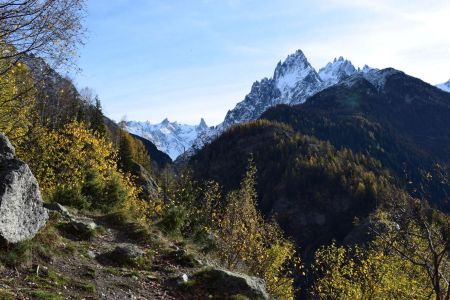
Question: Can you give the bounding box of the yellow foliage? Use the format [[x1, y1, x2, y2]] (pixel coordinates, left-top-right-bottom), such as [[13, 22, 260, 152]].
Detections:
[[312, 241, 432, 299], [0, 57, 35, 141], [211, 160, 300, 299], [16, 121, 136, 205]]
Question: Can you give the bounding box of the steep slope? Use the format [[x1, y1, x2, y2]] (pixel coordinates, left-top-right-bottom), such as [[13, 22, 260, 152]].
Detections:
[[126, 118, 212, 160], [189, 120, 404, 258], [261, 68, 450, 208], [130, 133, 172, 168], [221, 50, 328, 129], [24, 55, 87, 128], [437, 79, 450, 92]]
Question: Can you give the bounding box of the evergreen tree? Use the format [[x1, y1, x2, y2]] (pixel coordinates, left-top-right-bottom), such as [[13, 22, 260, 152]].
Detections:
[[118, 131, 134, 172], [90, 95, 106, 136]]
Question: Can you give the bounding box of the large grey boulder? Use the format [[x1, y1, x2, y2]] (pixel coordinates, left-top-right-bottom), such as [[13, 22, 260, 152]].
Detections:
[[0, 133, 48, 243], [193, 267, 269, 299]]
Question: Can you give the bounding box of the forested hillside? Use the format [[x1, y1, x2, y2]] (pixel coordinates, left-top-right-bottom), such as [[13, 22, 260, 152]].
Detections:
[[261, 69, 450, 208]]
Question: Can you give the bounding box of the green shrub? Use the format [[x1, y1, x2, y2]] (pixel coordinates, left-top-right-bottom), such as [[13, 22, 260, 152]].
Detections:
[[158, 205, 188, 236], [51, 186, 89, 210], [50, 169, 128, 213], [99, 174, 127, 211], [81, 169, 103, 206]]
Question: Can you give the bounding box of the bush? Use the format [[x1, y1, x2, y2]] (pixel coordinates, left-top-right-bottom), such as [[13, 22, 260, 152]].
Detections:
[[158, 205, 188, 236], [99, 174, 127, 211], [51, 186, 90, 210], [50, 170, 128, 213], [81, 169, 103, 207]]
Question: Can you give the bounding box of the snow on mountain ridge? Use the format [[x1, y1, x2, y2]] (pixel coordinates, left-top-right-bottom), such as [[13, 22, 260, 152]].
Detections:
[[220, 52, 361, 130], [131, 50, 378, 160], [318, 56, 357, 85], [126, 118, 212, 160], [436, 79, 450, 92]]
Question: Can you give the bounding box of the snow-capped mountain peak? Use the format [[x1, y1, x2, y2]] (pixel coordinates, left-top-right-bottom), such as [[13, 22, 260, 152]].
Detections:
[[126, 118, 211, 160], [131, 49, 379, 160], [273, 50, 311, 81], [273, 50, 322, 103], [360, 64, 374, 73], [318, 56, 357, 85], [161, 117, 170, 126], [436, 79, 450, 92]]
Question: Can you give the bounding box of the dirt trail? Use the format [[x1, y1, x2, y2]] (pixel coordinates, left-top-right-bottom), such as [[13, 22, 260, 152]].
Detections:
[[0, 213, 203, 300]]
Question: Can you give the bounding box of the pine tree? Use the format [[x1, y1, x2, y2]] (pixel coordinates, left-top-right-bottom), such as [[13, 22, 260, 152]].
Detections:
[[90, 95, 106, 136], [118, 131, 134, 172]]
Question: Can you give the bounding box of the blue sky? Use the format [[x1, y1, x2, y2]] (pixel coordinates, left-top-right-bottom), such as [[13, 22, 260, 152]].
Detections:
[[73, 0, 450, 125]]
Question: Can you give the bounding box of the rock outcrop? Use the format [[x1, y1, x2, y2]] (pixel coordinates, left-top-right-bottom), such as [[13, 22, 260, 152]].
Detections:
[[130, 162, 159, 199], [0, 133, 48, 243], [193, 267, 269, 300]]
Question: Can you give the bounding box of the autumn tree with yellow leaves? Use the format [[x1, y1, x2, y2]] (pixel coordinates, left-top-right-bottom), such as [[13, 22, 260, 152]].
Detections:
[[0, 59, 35, 142], [211, 159, 301, 299]]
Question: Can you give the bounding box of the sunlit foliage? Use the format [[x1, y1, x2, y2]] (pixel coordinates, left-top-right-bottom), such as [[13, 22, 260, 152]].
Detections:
[[16, 121, 141, 211], [312, 241, 431, 299], [211, 160, 301, 299], [0, 58, 35, 141]]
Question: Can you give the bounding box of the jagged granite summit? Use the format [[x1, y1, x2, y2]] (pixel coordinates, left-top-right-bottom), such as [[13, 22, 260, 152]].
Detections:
[[0, 133, 48, 243], [221, 51, 373, 130]]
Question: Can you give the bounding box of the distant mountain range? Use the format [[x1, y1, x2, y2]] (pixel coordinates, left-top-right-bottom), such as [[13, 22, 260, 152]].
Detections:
[[127, 49, 450, 159], [127, 51, 371, 158], [125, 118, 212, 160]]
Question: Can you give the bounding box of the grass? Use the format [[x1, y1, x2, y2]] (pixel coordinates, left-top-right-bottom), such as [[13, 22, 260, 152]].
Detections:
[[102, 211, 131, 227], [26, 267, 72, 290], [0, 290, 15, 300], [0, 240, 33, 269], [75, 281, 96, 294], [32, 290, 64, 300], [57, 222, 96, 241], [0, 212, 74, 270], [230, 295, 250, 300], [82, 265, 96, 279], [104, 267, 120, 276]]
